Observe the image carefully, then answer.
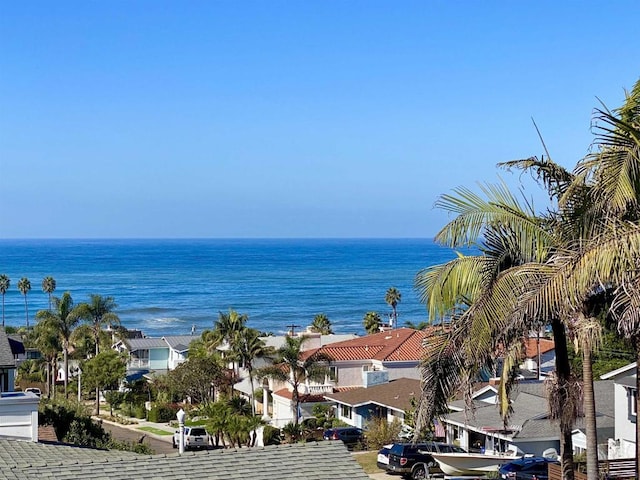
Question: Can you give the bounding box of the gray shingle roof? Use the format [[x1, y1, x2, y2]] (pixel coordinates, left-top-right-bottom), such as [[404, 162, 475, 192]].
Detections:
[[0, 439, 370, 480], [444, 380, 615, 443], [0, 328, 16, 367], [162, 336, 199, 351], [324, 378, 420, 412], [125, 337, 168, 351]]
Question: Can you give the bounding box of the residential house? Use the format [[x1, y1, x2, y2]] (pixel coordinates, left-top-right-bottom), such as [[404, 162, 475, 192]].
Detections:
[[0, 437, 370, 480], [441, 379, 615, 457], [324, 377, 420, 429], [114, 335, 200, 380], [267, 328, 429, 427], [519, 336, 556, 379], [600, 362, 637, 459], [0, 328, 40, 442]]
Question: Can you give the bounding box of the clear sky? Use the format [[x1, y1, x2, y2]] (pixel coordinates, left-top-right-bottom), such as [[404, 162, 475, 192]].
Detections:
[[1, 1, 638, 239]]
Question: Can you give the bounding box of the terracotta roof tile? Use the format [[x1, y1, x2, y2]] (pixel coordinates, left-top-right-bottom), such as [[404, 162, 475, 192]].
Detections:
[[524, 337, 555, 359], [302, 328, 431, 363]]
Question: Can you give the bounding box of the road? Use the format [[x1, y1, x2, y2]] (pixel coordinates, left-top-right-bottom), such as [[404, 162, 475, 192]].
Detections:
[[101, 422, 176, 455]]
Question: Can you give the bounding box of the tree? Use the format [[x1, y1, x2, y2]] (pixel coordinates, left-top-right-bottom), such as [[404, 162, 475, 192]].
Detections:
[[41, 276, 57, 311], [363, 311, 381, 334], [0, 274, 9, 327], [404, 320, 430, 330], [385, 287, 401, 328], [213, 309, 248, 346], [82, 349, 126, 415], [414, 174, 579, 478], [32, 319, 62, 398], [17, 277, 31, 328], [310, 313, 333, 335], [36, 292, 81, 398], [164, 355, 228, 403], [232, 327, 275, 415], [257, 335, 332, 425], [76, 294, 120, 355]]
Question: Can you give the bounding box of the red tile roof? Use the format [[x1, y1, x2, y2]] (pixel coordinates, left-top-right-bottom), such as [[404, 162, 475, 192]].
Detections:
[[524, 337, 555, 359], [301, 327, 432, 363]]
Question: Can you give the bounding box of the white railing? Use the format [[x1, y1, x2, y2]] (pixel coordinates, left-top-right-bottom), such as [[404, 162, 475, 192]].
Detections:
[[305, 384, 334, 394], [127, 358, 149, 369]]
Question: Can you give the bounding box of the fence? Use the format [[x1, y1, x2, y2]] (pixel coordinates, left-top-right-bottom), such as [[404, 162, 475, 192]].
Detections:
[[548, 459, 636, 480]]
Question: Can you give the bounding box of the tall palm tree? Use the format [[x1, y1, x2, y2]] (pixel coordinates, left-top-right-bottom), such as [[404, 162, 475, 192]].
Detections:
[[213, 309, 248, 345], [33, 319, 62, 398], [257, 335, 332, 425], [310, 313, 333, 335], [415, 175, 580, 479], [232, 328, 275, 415], [76, 294, 120, 355], [363, 311, 381, 334], [17, 277, 31, 329], [41, 276, 56, 311], [36, 292, 80, 398], [0, 274, 10, 327], [385, 287, 401, 328]]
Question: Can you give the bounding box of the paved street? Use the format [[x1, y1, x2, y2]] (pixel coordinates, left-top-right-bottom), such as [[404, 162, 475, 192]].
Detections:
[[101, 421, 176, 454]]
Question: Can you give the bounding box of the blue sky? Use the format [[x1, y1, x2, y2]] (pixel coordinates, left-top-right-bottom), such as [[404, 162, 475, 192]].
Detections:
[[1, 1, 638, 238]]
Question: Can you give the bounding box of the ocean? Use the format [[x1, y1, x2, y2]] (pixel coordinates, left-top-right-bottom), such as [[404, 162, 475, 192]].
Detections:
[[0, 238, 460, 337]]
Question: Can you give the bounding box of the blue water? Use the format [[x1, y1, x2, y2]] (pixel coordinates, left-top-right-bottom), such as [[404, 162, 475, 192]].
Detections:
[[0, 239, 459, 336]]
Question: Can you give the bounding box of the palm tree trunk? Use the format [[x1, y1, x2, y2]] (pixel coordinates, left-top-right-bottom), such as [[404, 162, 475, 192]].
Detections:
[[63, 345, 69, 398], [24, 296, 29, 329], [552, 318, 575, 480], [95, 387, 100, 415], [582, 345, 598, 479]]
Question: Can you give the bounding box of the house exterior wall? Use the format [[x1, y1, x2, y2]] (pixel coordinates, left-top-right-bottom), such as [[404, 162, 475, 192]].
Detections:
[[168, 350, 187, 370], [382, 363, 421, 381], [149, 348, 169, 370], [0, 392, 39, 441], [614, 382, 635, 445]]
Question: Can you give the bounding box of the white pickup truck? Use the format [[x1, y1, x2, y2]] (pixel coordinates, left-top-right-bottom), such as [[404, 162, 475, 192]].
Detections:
[[172, 426, 210, 450]]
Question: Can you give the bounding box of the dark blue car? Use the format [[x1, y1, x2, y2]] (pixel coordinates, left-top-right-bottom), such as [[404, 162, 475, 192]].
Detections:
[[499, 456, 559, 480]]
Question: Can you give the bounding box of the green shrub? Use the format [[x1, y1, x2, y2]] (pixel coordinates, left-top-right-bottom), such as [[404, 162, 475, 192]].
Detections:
[[148, 403, 179, 423], [364, 417, 403, 450], [263, 425, 281, 446]]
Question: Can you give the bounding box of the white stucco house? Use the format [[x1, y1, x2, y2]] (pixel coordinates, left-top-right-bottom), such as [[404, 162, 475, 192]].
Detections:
[[0, 328, 40, 442], [600, 362, 637, 459]]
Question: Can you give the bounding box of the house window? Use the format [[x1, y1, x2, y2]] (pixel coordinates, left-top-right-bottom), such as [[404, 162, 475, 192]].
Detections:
[[328, 366, 338, 382], [632, 389, 637, 417], [362, 365, 369, 372], [341, 404, 352, 419]]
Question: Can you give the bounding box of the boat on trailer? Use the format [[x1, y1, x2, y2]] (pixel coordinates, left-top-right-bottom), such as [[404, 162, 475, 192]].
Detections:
[[430, 451, 521, 476]]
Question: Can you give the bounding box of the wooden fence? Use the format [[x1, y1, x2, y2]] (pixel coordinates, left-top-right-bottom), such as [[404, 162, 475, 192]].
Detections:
[[547, 459, 636, 480]]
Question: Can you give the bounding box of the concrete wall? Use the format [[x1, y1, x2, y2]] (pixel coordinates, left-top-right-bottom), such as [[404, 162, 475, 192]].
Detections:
[[0, 392, 39, 441]]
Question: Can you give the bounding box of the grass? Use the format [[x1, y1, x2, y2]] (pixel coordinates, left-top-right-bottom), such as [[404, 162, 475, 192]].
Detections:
[[353, 451, 385, 474], [137, 426, 174, 436]]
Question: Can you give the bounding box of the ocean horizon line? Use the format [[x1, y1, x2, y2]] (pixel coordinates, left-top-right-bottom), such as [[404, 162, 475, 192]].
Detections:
[[0, 236, 437, 241]]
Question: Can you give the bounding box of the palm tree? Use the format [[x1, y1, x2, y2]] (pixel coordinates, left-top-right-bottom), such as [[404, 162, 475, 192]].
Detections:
[[36, 292, 80, 398], [76, 294, 120, 355], [414, 175, 580, 478], [33, 319, 62, 398], [17, 277, 31, 328], [0, 274, 10, 327], [41, 276, 57, 311], [385, 287, 401, 328], [404, 320, 430, 330], [257, 335, 332, 425], [310, 313, 333, 335], [213, 309, 248, 345], [363, 311, 381, 334], [232, 327, 275, 415]]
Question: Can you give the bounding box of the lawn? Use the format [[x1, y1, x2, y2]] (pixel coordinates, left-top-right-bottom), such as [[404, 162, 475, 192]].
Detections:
[[137, 426, 174, 436], [353, 451, 385, 474]]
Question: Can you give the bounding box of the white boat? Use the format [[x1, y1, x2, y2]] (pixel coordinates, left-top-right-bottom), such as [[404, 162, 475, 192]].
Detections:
[[430, 451, 521, 476]]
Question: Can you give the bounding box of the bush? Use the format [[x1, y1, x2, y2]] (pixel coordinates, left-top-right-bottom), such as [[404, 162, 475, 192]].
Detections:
[[148, 403, 179, 423], [365, 417, 403, 450], [263, 425, 281, 446]]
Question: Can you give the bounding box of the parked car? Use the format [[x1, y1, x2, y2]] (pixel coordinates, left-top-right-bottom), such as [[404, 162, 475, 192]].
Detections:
[[377, 444, 393, 470], [387, 441, 467, 479], [498, 456, 559, 480], [322, 427, 364, 446], [172, 426, 209, 450]]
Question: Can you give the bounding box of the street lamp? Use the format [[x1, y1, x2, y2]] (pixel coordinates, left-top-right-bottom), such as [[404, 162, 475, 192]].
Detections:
[[176, 408, 186, 454]]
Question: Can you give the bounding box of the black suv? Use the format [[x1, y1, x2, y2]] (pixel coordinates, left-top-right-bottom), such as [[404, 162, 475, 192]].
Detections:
[[387, 442, 466, 480]]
